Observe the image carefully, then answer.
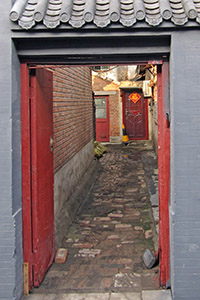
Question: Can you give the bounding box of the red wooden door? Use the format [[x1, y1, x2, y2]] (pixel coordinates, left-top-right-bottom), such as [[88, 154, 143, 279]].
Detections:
[[157, 62, 170, 287], [21, 65, 55, 290], [124, 90, 148, 140], [95, 96, 109, 142], [31, 68, 55, 286]]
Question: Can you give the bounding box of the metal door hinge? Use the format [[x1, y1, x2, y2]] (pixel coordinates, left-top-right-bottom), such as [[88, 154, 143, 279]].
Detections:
[[23, 262, 29, 295]]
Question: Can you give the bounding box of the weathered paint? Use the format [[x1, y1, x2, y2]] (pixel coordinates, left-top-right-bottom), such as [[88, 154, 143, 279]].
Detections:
[[30, 68, 55, 287], [157, 62, 170, 287], [21, 66, 55, 290], [122, 90, 149, 140], [21, 63, 33, 289], [95, 95, 110, 142]]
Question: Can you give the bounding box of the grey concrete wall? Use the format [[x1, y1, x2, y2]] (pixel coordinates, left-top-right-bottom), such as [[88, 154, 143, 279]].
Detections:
[[170, 30, 200, 300], [12, 44, 23, 300], [54, 140, 95, 247], [0, 2, 23, 300]]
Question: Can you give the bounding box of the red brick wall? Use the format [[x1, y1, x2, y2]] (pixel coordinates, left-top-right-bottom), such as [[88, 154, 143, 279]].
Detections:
[[49, 66, 93, 172], [109, 93, 120, 137], [93, 75, 111, 90]]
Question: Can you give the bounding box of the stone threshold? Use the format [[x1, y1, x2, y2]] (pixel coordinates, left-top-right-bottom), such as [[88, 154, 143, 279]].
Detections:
[[25, 289, 172, 300]]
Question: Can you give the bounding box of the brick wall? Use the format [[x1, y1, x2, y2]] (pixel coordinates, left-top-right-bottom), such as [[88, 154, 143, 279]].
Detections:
[[109, 93, 120, 138], [49, 66, 93, 173]]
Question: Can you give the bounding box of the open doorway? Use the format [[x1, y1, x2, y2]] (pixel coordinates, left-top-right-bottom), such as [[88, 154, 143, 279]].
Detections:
[[21, 60, 170, 292]]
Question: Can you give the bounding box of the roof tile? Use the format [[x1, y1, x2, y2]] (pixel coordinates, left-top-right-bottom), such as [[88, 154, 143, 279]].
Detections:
[[10, 0, 200, 29]]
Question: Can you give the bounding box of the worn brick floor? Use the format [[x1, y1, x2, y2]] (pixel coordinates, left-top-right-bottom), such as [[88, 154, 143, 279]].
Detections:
[[33, 141, 159, 295]]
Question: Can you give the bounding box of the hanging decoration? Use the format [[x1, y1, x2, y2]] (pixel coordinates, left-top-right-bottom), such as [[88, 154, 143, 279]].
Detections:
[[129, 92, 141, 104]]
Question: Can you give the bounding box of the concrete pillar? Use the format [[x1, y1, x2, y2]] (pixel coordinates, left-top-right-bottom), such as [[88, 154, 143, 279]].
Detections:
[[170, 30, 200, 300], [0, 2, 23, 299]]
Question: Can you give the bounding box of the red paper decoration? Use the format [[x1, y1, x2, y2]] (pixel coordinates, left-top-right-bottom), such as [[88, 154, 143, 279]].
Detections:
[[129, 92, 141, 104]]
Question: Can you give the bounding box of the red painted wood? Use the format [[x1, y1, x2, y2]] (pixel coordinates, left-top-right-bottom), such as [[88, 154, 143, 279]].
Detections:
[[123, 90, 148, 140], [30, 68, 55, 287], [122, 91, 126, 126], [157, 62, 170, 287], [21, 65, 55, 290], [145, 97, 149, 140], [95, 96, 109, 142], [21, 64, 34, 290]]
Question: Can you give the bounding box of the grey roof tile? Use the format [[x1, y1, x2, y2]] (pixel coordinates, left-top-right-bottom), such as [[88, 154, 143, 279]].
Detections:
[[10, 0, 200, 29]]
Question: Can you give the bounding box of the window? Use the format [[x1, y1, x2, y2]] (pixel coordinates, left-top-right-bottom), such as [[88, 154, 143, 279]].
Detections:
[[95, 97, 107, 119], [92, 66, 109, 72]]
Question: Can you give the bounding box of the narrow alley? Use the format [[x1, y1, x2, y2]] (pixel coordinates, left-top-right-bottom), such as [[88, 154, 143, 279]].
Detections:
[[27, 140, 167, 300]]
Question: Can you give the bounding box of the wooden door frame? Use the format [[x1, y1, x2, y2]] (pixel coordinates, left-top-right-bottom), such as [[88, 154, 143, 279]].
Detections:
[[21, 61, 170, 289], [121, 89, 149, 140]]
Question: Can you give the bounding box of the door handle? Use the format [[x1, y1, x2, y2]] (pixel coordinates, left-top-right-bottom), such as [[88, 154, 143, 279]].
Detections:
[[166, 113, 170, 128], [50, 137, 54, 152]]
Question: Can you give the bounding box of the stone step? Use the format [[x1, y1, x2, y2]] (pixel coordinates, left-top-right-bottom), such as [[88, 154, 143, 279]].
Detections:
[[24, 290, 172, 300]]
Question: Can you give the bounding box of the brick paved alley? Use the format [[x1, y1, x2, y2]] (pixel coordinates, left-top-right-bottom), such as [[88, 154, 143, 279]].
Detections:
[[33, 141, 160, 295]]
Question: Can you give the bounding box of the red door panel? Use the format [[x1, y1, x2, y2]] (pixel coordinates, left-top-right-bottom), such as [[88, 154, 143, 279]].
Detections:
[[157, 62, 170, 287], [21, 64, 33, 289], [21, 65, 55, 290], [124, 90, 148, 140], [31, 68, 55, 287], [95, 96, 109, 142]]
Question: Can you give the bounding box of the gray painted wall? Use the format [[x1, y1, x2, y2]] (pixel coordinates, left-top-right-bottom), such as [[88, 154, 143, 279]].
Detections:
[[170, 30, 200, 300], [0, 2, 23, 299], [12, 44, 23, 300]]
